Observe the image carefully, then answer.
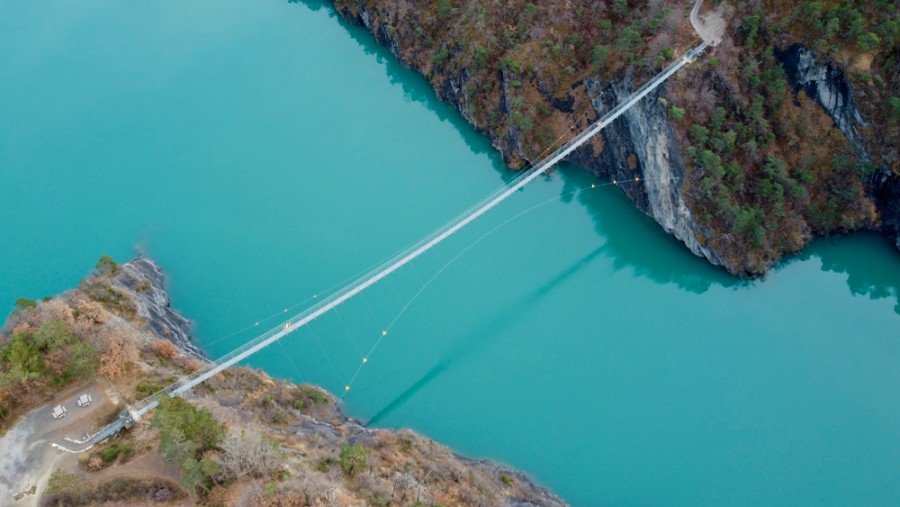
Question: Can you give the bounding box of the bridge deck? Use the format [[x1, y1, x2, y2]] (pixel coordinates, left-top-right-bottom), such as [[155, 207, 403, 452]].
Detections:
[[127, 40, 709, 422]]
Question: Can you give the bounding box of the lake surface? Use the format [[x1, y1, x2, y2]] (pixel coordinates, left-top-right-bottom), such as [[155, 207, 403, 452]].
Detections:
[[2, 1, 899, 505]]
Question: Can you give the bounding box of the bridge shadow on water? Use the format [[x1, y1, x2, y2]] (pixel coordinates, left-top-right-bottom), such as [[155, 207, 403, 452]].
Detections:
[[292, 0, 737, 296], [362, 245, 608, 425], [288, 0, 900, 311]]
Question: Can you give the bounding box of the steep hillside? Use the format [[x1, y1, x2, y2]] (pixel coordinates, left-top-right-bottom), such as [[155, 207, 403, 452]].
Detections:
[[311, 0, 899, 275], [0, 257, 567, 506]]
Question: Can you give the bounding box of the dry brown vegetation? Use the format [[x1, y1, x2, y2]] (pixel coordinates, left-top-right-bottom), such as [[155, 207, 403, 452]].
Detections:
[[0, 257, 188, 434], [331, 0, 697, 167], [2, 258, 564, 506], [185, 366, 563, 506], [43, 470, 186, 506], [151, 339, 180, 361], [661, 0, 897, 272], [96, 321, 141, 379], [322, 0, 898, 275]]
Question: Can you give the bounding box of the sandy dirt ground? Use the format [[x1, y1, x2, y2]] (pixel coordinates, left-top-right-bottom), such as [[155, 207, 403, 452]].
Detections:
[[691, 0, 728, 45], [0, 381, 119, 506]]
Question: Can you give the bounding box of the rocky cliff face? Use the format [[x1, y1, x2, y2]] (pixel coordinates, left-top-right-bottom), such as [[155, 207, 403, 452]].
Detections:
[[333, 0, 730, 270], [875, 171, 900, 250], [111, 257, 204, 359], [778, 44, 900, 251], [327, 0, 898, 275], [581, 76, 726, 268], [1, 256, 571, 506], [778, 45, 868, 153], [112, 258, 571, 506]]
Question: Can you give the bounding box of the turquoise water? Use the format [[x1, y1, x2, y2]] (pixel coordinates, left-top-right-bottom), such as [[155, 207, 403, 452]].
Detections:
[[2, 1, 899, 505]]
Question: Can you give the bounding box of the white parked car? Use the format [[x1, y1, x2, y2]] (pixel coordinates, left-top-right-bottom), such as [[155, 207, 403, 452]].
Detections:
[[77, 394, 92, 407], [51, 405, 67, 419]]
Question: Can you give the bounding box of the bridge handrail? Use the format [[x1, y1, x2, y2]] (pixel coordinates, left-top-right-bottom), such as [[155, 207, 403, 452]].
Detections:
[[129, 41, 709, 419]]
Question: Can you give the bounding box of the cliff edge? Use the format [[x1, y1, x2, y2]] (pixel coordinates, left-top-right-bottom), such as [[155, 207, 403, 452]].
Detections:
[[311, 0, 899, 275], [0, 256, 568, 506]]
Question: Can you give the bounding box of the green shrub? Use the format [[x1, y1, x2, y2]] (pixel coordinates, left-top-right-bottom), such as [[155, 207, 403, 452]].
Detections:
[[500, 56, 520, 72], [472, 46, 489, 69], [136, 380, 168, 394], [431, 47, 450, 67], [100, 444, 122, 464], [4, 336, 44, 384], [153, 397, 222, 493], [315, 458, 334, 473], [33, 320, 75, 351], [437, 0, 453, 18], [96, 255, 119, 276], [857, 32, 881, 51], [339, 444, 371, 476], [592, 44, 610, 71], [690, 125, 710, 147], [14, 298, 36, 310], [742, 15, 760, 46], [887, 97, 900, 123]]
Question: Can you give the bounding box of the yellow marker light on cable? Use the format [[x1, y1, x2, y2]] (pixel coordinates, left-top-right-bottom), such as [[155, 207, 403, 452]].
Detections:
[[591, 184, 596, 189], [382, 330, 388, 336], [613, 179, 618, 184], [363, 358, 368, 363], [345, 385, 350, 391]]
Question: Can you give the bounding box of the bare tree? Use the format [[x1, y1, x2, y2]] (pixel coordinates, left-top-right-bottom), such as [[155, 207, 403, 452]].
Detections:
[[392, 471, 420, 503], [220, 426, 281, 479], [96, 319, 140, 378], [151, 339, 179, 360]]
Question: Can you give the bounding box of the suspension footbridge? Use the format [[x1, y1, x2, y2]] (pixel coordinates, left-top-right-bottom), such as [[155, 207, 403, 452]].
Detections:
[[65, 29, 712, 448], [130, 41, 707, 418]]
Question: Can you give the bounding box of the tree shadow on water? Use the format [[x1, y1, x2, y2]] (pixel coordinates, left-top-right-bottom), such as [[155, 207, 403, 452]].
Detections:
[[286, 0, 511, 182], [793, 233, 900, 315], [560, 168, 742, 294], [563, 163, 900, 309]]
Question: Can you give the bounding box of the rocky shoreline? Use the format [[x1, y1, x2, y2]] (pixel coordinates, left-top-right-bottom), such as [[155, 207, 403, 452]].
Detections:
[[109, 257, 205, 360], [321, 0, 899, 275], [8, 256, 569, 506]]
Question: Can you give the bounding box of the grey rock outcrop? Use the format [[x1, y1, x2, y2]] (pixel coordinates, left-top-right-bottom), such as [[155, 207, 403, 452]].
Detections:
[[112, 257, 204, 359], [777, 44, 867, 156], [778, 44, 900, 251], [330, 0, 734, 271], [574, 77, 725, 269], [874, 170, 900, 250], [331, 1, 898, 269]]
